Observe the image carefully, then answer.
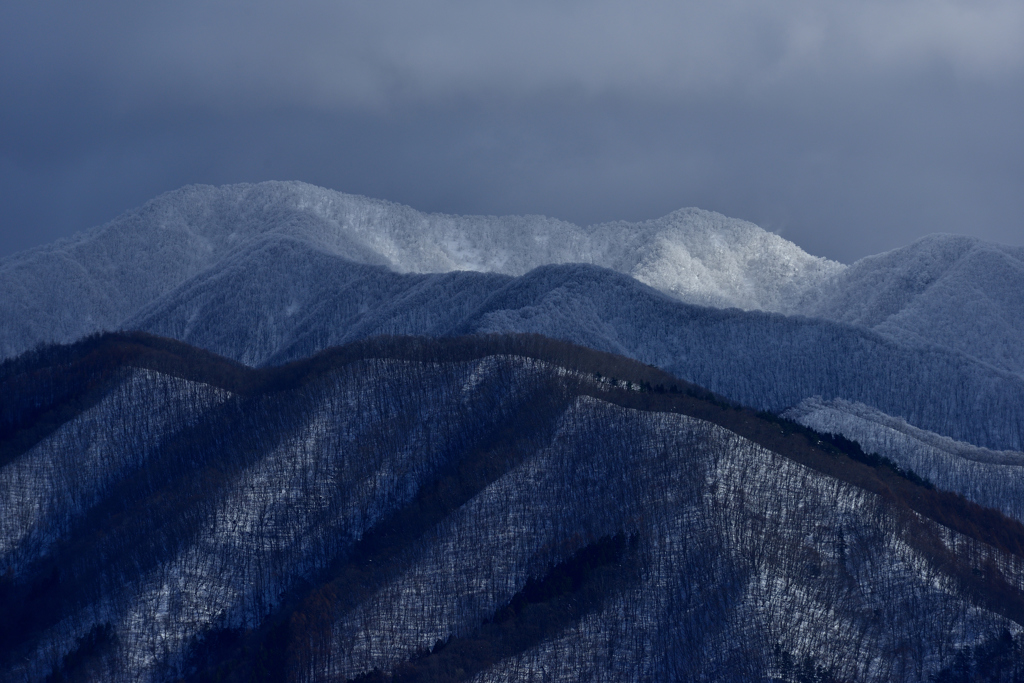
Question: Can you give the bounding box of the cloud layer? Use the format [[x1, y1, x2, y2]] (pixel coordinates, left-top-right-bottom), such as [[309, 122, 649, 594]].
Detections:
[[7, 1, 1023, 102], [1, 0, 1022, 261]]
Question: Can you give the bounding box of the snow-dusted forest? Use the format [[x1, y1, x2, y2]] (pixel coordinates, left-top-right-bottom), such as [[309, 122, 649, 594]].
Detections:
[[3, 183, 1024, 682], [3, 334, 1024, 682], [2, 182, 1021, 454], [110, 238, 1022, 453]]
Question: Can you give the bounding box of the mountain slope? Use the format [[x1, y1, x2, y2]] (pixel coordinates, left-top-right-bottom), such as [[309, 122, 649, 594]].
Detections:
[[784, 397, 1024, 524], [4, 333, 1024, 682], [0, 181, 841, 361], [6, 182, 1023, 385], [459, 265, 1024, 452], [121, 238, 1024, 452], [7, 183, 1023, 447], [805, 234, 1024, 378], [122, 235, 512, 367]]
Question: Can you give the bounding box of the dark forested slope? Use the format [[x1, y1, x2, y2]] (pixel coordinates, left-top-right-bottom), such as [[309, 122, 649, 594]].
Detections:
[[3, 333, 1024, 682]]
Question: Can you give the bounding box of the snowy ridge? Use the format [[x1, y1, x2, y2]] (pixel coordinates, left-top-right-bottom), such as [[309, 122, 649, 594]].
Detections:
[[120, 239, 1024, 452], [4, 181, 1023, 453], [806, 234, 1024, 378], [784, 397, 1024, 522], [4, 181, 1022, 383], [123, 235, 513, 367], [0, 181, 841, 360]]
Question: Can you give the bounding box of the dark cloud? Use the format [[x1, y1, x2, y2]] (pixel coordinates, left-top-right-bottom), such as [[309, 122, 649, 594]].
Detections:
[[1, 0, 1022, 262]]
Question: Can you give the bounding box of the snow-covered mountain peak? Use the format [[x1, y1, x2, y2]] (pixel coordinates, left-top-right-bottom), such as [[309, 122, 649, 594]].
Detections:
[[804, 232, 1024, 377], [0, 181, 843, 359], [804, 234, 981, 324], [805, 232, 1024, 319], [591, 207, 845, 311], [11, 180, 841, 300]]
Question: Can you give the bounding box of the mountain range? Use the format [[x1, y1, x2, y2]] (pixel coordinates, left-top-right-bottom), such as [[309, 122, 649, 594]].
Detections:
[[4, 182, 1022, 375], [3, 183, 1024, 453], [5, 333, 1024, 682], [3, 181, 1024, 681]]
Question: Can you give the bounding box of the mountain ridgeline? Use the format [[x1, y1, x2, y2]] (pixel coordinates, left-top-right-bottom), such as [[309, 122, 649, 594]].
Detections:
[[0, 181, 842, 361], [4, 182, 1024, 682], [119, 238, 1024, 454], [4, 332, 1024, 682], [2, 182, 1022, 458]]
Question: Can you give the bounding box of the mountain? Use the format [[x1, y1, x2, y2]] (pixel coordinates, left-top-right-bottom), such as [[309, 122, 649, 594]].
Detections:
[[805, 234, 1024, 379], [784, 397, 1024, 523], [122, 235, 512, 367], [117, 236, 1024, 452], [0, 181, 842, 361], [6, 181, 1023, 383], [6, 182, 1024, 681], [6, 182, 1023, 452], [4, 333, 1024, 682]]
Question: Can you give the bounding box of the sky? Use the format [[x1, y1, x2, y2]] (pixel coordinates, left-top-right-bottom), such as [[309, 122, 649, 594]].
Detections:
[[1, 0, 1022, 263]]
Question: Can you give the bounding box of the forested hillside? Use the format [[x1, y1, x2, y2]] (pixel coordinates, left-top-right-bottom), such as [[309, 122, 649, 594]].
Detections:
[[3, 182, 1021, 457], [785, 397, 1024, 524], [121, 238, 1024, 452], [4, 181, 1023, 682], [804, 234, 1024, 379], [4, 333, 1024, 682]]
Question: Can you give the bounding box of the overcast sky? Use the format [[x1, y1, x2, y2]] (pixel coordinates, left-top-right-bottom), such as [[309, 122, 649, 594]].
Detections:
[[1, 0, 1022, 263]]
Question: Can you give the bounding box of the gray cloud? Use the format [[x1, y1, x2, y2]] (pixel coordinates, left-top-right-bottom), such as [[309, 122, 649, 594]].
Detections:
[[1, 0, 1022, 262]]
